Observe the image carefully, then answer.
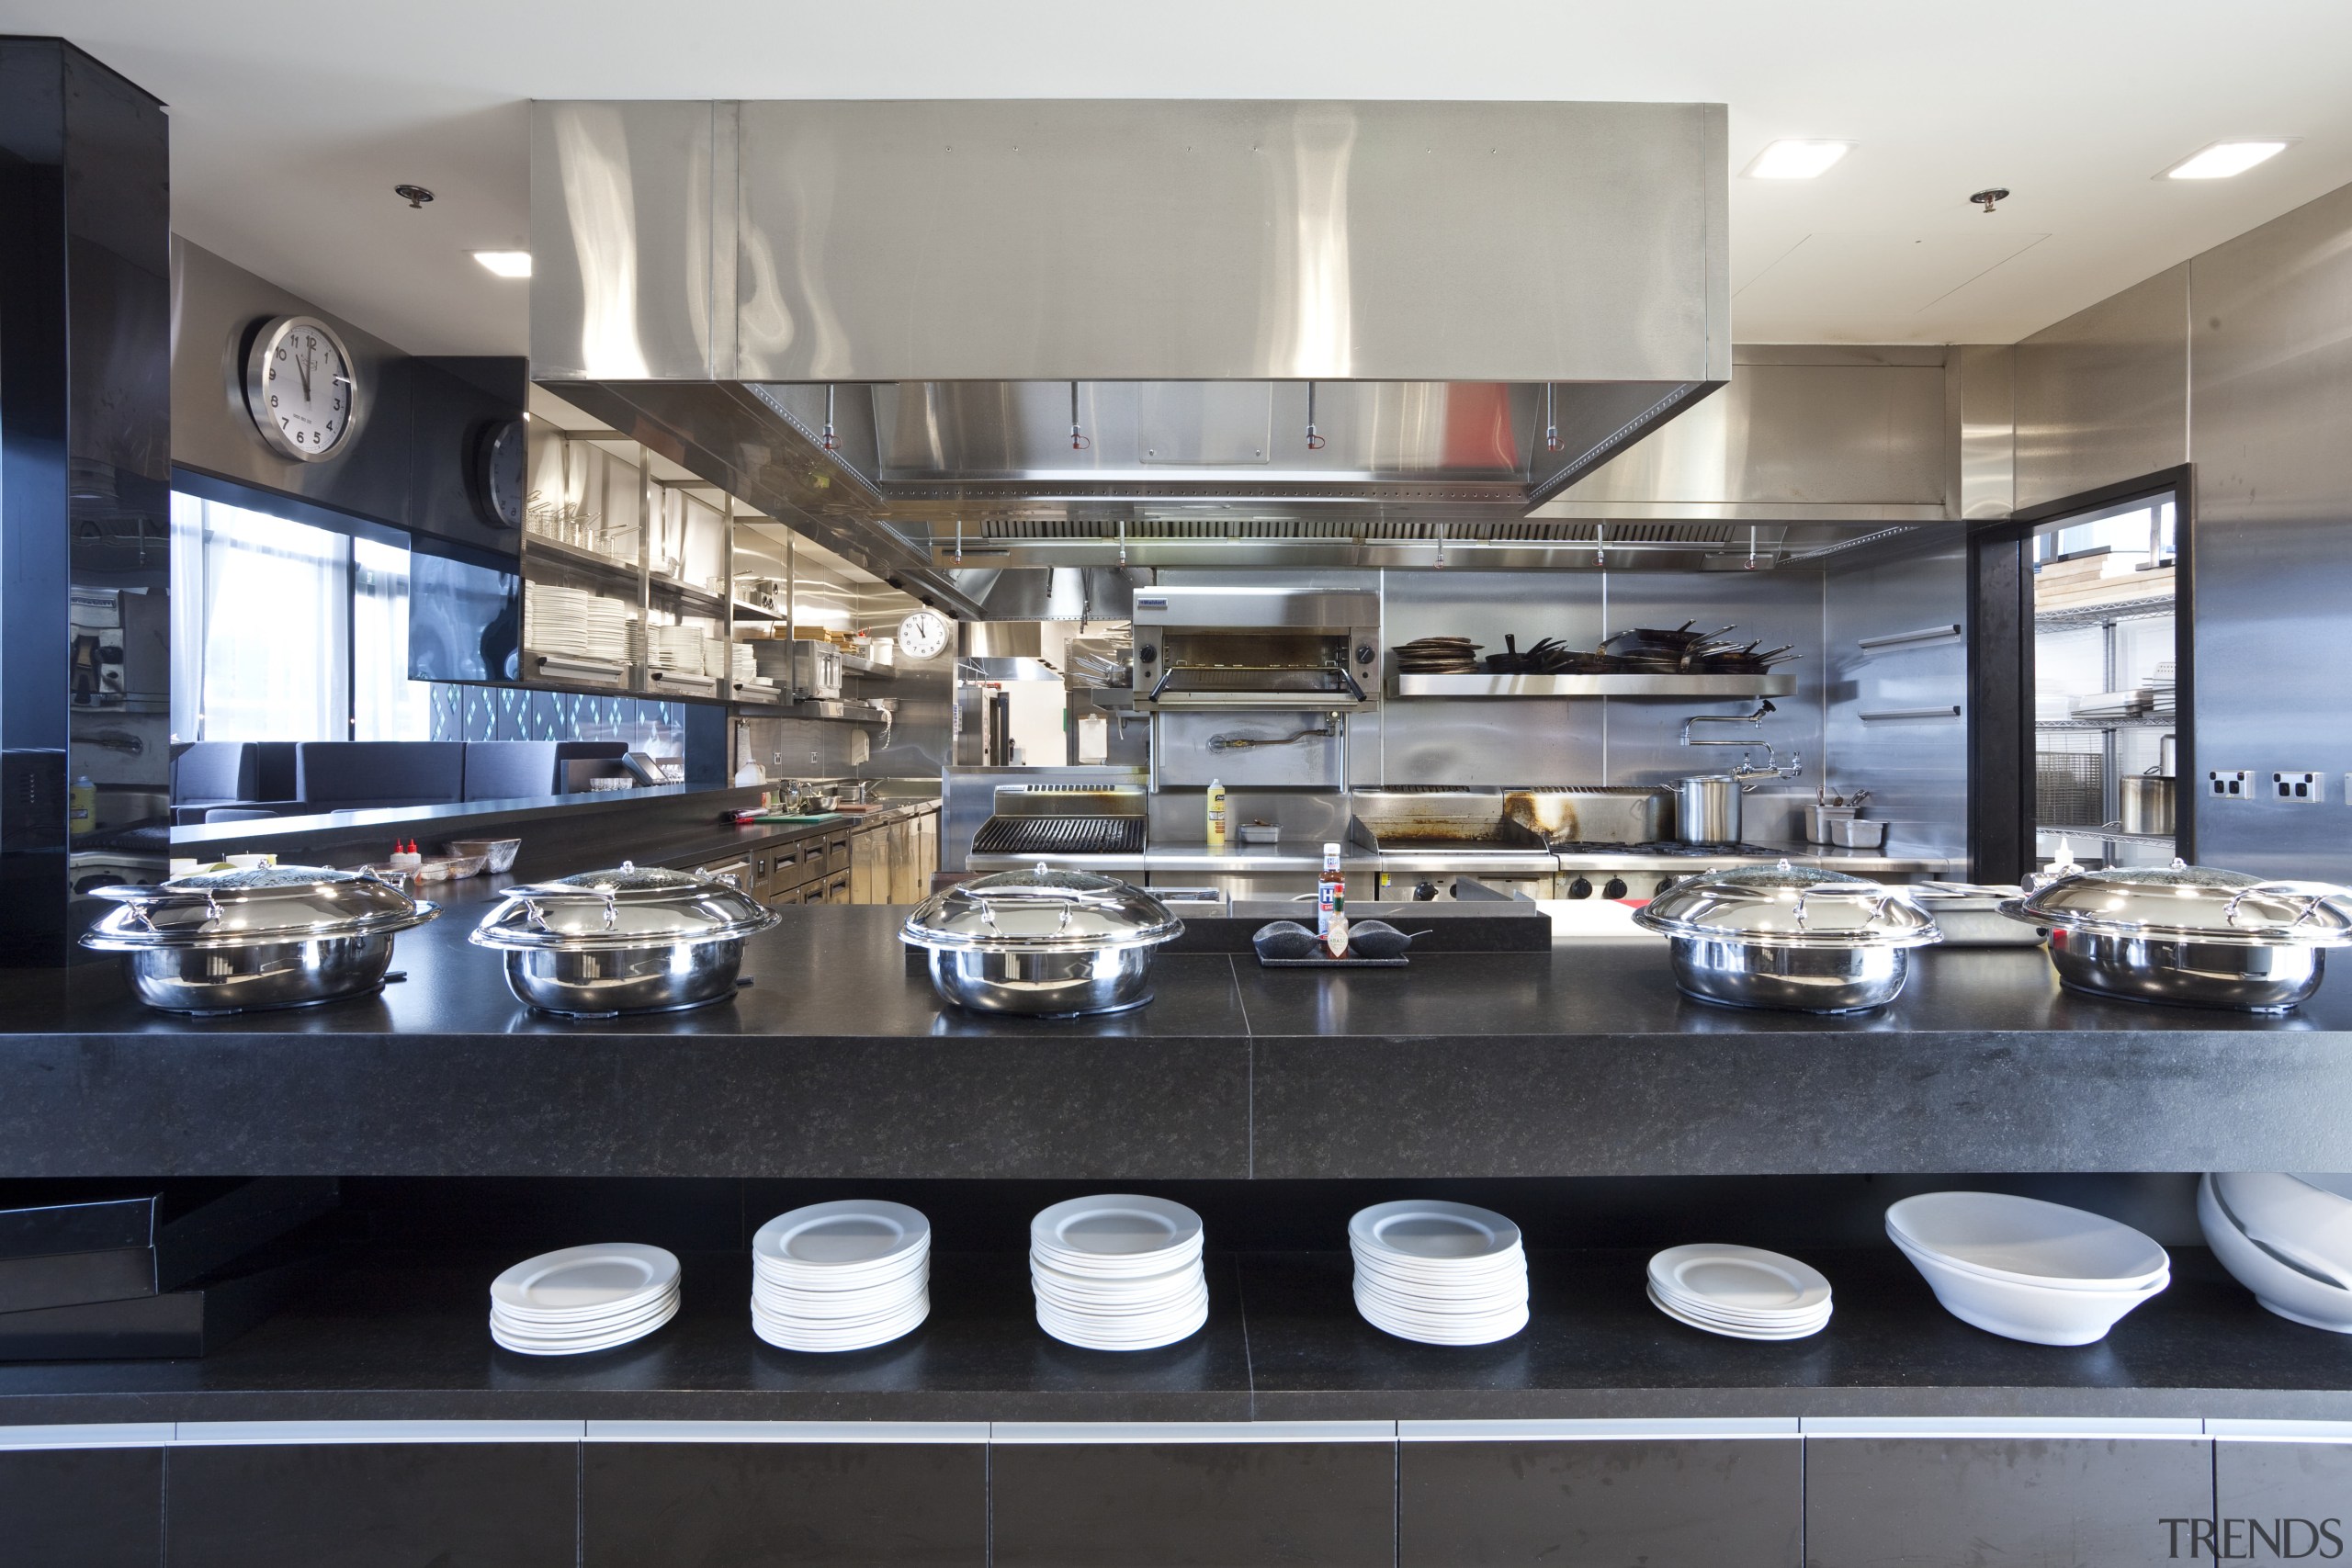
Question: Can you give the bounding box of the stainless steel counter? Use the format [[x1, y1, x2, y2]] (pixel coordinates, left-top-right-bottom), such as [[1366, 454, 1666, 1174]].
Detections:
[[968, 837, 1963, 880]]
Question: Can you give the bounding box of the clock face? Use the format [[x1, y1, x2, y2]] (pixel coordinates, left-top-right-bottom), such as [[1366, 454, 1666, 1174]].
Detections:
[[898, 610, 951, 660], [474, 418, 526, 529], [243, 315, 359, 462]]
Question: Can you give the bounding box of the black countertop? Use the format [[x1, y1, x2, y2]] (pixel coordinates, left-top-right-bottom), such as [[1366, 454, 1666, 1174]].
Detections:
[[9, 905, 2352, 1179], [5, 1246, 2349, 1426]]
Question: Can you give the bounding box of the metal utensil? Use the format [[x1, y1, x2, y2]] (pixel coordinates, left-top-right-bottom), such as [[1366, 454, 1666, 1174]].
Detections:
[[1635, 862, 1942, 1013]]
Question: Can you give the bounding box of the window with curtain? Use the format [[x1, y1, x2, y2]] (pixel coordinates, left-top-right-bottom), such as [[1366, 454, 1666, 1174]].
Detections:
[[169, 491, 435, 743]]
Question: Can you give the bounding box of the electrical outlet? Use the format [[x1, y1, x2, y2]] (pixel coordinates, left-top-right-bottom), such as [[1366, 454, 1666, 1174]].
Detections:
[[2209, 770, 2253, 799], [2275, 771, 2325, 803]]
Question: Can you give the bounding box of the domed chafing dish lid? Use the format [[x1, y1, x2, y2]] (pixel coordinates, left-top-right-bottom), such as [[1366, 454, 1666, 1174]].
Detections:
[[469, 861, 777, 951], [1999, 860, 2352, 947], [1634, 859, 1941, 949], [901, 863, 1183, 953], [80, 864, 436, 951]]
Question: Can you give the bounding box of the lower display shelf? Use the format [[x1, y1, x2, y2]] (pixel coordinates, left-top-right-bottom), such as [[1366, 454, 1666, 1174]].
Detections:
[[3, 1247, 2350, 1426]]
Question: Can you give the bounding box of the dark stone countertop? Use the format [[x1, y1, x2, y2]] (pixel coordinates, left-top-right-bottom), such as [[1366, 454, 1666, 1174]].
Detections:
[[3, 1246, 2347, 1427], [8, 906, 2352, 1179]]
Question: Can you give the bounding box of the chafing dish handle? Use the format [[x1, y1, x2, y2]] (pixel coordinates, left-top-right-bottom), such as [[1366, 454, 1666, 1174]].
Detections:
[[2222, 880, 2351, 934], [1791, 885, 1893, 931]]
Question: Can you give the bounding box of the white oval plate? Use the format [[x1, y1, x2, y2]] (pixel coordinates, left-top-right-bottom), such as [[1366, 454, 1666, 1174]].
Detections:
[[1648, 1245, 1831, 1316], [492, 1295, 679, 1356], [1350, 1201, 1522, 1263], [490, 1244, 680, 1320], [1031, 1195, 1204, 1264], [1886, 1192, 2167, 1289], [755, 1201, 932, 1273], [1647, 1285, 1829, 1341]]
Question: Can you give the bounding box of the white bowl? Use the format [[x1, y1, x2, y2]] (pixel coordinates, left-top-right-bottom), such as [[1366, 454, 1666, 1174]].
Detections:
[[1886, 1191, 2168, 1291], [2199, 1175, 2352, 1333], [2211, 1173, 2352, 1288], [1891, 1230, 2165, 1345]]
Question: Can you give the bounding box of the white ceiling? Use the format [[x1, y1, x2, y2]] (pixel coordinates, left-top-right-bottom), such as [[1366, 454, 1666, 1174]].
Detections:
[[14, 0, 2352, 355]]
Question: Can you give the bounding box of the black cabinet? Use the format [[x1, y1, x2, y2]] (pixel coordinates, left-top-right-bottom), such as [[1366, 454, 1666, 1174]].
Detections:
[[1804, 1437, 2214, 1568], [0, 1446, 163, 1567], [166, 1441, 577, 1568], [992, 1440, 1396, 1568], [2215, 1439, 2352, 1562], [1399, 1437, 1801, 1567], [583, 1440, 986, 1567]]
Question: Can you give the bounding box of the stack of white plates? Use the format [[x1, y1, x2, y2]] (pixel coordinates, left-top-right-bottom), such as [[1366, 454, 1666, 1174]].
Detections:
[[523, 584, 630, 665], [729, 643, 759, 682], [1646, 1245, 1832, 1340], [489, 1243, 680, 1356], [1031, 1194, 1207, 1350], [699, 637, 730, 677], [647, 624, 707, 672], [1351, 1200, 1529, 1345], [1887, 1191, 2169, 1346], [750, 1200, 931, 1352]]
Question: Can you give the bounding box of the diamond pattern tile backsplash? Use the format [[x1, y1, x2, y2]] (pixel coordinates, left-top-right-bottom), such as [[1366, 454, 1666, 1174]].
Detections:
[[428, 684, 686, 747]]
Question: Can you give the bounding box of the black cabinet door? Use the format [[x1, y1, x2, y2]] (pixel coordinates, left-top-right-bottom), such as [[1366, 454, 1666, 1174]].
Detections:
[[1400, 1438, 1802, 1567], [2215, 1439, 2352, 1562], [0, 1446, 163, 1567], [583, 1440, 986, 1567], [1804, 1438, 2214, 1568], [166, 1441, 576, 1568], [993, 1441, 1396, 1568]]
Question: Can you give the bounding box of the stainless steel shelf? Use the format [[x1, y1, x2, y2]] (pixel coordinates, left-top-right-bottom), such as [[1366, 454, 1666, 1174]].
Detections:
[[2036, 715, 2177, 731], [2033, 593, 2176, 631], [2038, 823, 2177, 846], [1391, 672, 1799, 698]]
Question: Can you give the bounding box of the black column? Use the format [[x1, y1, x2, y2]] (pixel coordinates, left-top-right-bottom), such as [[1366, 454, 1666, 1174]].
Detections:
[[0, 38, 170, 964]]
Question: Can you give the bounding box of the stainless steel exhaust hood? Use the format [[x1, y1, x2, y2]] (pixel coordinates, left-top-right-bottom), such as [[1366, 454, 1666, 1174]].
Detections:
[[532, 99, 1730, 604]]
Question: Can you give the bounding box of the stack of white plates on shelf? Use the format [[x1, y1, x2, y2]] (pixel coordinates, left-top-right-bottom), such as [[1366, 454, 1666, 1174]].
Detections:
[[729, 643, 759, 682], [1030, 1194, 1207, 1350], [1887, 1191, 2169, 1346], [2199, 1172, 2352, 1332], [750, 1200, 931, 1352], [489, 1243, 680, 1356], [1646, 1245, 1832, 1340], [700, 637, 730, 677], [646, 624, 707, 672], [1351, 1200, 1530, 1346]]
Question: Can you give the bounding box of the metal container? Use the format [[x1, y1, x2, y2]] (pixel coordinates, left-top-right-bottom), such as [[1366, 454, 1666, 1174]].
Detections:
[[1804, 804, 1858, 844], [2119, 773, 2176, 836], [470, 861, 780, 1017], [1829, 817, 1887, 849], [1634, 861, 1942, 1013], [1999, 862, 2352, 1012], [901, 863, 1183, 1016], [1672, 774, 1748, 845], [80, 864, 439, 1015]]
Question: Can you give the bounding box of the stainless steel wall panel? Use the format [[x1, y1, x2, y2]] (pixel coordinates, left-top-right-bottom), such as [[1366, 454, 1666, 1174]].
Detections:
[[1373, 570, 1606, 787], [725, 99, 1725, 385], [2013, 265, 2188, 513], [1955, 344, 2016, 520], [1537, 354, 1948, 516], [529, 101, 716, 381], [2188, 182, 2352, 880], [1824, 544, 1969, 855]]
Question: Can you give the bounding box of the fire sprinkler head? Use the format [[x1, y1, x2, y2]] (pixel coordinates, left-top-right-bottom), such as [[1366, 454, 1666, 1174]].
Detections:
[[394, 184, 436, 209], [1970, 187, 2011, 215]]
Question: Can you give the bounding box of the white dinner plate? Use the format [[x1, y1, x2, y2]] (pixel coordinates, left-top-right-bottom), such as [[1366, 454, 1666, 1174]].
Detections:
[[1648, 1292, 1832, 1334], [1648, 1246, 1832, 1317], [1350, 1244, 1528, 1283], [492, 1287, 679, 1341], [1031, 1195, 1204, 1269], [754, 1201, 933, 1274], [1350, 1201, 1522, 1264], [1357, 1297, 1529, 1346], [1037, 1300, 1208, 1351], [490, 1244, 680, 1321], [752, 1298, 929, 1352]]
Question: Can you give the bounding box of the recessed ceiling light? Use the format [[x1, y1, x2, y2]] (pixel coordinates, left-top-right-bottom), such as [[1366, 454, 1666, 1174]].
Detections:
[[2161, 141, 2292, 180], [472, 250, 532, 278], [1744, 140, 1854, 180]]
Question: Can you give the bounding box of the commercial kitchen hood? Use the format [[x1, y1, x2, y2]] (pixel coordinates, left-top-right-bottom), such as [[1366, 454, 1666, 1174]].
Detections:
[[532, 99, 1731, 610]]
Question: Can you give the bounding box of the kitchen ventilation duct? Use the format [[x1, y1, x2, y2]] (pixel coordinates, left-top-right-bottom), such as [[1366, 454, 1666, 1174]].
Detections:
[[532, 99, 1732, 608]]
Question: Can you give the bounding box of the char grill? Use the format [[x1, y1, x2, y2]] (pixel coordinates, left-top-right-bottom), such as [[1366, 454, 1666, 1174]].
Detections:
[[972, 816, 1147, 857]]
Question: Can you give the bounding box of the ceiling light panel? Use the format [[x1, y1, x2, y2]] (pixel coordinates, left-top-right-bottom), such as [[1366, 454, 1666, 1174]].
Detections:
[[1744, 140, 1854, 180], [472, 250, 533, 277], [2162, 141, 2291, 180]]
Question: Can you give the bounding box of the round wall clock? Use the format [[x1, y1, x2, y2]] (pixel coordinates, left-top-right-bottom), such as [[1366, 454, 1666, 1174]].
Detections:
[[471, 417, 526, 529], [242, 314, 360, 462], [898, 609, 951, 660]]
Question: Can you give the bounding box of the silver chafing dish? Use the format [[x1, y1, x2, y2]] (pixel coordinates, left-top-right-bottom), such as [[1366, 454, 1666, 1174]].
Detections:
[[1634, 861, 1941, 1013], [470, 862, 779, 1017], [1999, 861, 2352, 1012], [902, 863, 1183, 1016], [80, 864, 439, 1014]]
